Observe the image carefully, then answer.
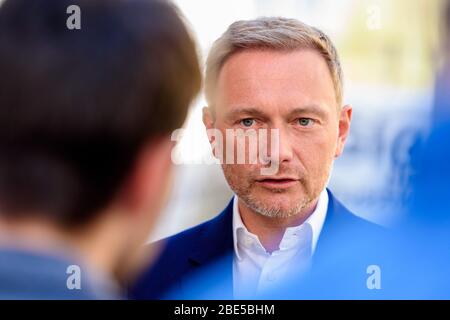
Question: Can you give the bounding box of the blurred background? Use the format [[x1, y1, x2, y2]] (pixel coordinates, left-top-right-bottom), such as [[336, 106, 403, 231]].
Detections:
[[151, 0, 447, 241]]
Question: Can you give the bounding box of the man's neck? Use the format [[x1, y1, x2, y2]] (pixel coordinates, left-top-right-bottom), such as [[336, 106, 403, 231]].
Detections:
[[237, 198, 318, 253]]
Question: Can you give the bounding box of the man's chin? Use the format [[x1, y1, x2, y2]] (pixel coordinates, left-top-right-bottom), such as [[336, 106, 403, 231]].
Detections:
[[246, 191, 308, 212]]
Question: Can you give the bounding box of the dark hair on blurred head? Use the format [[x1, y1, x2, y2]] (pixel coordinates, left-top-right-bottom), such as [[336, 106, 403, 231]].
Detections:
[[0, 0, 201, 227]]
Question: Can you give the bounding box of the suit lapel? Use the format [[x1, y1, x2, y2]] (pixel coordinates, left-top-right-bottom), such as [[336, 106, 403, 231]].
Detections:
[[313, 189, 361, 266], [188, 198, 234, 265], [184, 199, 235, 296]]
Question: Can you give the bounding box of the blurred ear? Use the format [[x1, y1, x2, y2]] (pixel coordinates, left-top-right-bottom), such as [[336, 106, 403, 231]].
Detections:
[[335, 105, 352, 158], [112, 138, 175, 283], [119, 138, 174, 217]]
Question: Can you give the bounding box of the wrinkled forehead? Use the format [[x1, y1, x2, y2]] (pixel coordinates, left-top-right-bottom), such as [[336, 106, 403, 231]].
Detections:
[[213, 49, 338, 119]]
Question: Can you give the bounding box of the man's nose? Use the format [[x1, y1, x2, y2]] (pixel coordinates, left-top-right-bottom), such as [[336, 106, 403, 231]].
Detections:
[[278, 127, 294, 163], [266, 126, 294, 165]]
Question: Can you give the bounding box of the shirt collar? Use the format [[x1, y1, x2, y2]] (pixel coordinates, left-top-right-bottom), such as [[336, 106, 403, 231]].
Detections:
[[232, 189, 329, 261]]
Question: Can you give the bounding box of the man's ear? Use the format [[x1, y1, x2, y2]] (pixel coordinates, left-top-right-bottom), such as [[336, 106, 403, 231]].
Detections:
[[119, 138, 174, 216], [202, 106, 214, 130], [203, 106, 224, 161], [335, 105, 352, 158]]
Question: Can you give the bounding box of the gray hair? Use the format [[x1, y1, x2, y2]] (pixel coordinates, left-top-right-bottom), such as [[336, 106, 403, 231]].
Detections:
[[205, 17, 343, 108]]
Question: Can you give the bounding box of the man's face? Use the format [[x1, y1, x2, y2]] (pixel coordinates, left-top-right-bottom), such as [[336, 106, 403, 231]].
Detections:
[[204, 49, 352, 218]]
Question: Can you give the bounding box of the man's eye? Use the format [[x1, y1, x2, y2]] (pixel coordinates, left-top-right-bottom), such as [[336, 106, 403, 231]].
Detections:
[[240, 118, 255, 127], [297, 118, 314, 127]]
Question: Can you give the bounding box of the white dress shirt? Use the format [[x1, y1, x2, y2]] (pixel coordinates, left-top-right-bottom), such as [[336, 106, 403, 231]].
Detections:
[[232, 189, 329, 298]]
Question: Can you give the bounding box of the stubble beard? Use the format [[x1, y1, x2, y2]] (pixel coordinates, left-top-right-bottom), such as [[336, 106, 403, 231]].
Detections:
[[223, 165, 330, 219]]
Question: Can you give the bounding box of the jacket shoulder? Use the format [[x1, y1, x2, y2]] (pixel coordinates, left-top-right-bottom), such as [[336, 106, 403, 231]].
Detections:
[[129, 203, 233, 299], [160, 215, 220, 249], [327, 190, 386, 233]]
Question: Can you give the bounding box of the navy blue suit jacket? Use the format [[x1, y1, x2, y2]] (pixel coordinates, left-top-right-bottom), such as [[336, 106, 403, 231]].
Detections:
[[130, 189, 384, 299]]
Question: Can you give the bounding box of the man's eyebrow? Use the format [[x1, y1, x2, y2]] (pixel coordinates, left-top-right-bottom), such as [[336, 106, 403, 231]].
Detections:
[[287, 105, 328, 119], [225, 107, 268, 120], [224, 105, 329, 121]]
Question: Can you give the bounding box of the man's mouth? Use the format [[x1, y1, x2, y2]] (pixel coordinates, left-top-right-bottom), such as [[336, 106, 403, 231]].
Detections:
[[255, 177, 299, 189]]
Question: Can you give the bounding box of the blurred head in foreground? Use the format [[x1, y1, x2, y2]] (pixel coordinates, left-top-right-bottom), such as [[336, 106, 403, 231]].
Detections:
[[0, 0, 200, 298]]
